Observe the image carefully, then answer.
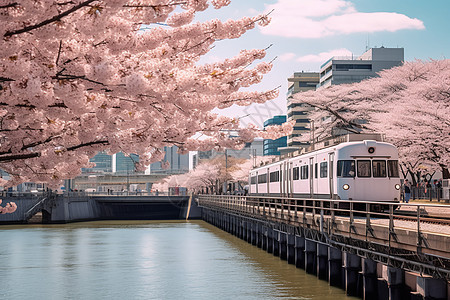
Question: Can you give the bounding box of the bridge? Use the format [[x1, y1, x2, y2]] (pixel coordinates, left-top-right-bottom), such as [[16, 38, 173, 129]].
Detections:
[[0, 191, 201, 223], [197, 195, 450, 300]]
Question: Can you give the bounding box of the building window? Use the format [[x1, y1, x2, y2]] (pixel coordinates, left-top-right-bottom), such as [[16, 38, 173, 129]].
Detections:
[[335, 64, 372, 71]]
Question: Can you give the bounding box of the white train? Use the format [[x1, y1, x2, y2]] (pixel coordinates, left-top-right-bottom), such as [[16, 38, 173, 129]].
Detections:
[[249, 140, 401, 202]]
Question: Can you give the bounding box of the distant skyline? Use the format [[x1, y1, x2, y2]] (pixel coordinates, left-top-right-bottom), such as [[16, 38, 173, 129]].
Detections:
[[195, 0, 450, 127]]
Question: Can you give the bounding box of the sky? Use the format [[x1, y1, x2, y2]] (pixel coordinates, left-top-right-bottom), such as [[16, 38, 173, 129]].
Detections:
[[194, 0, 450, 128]]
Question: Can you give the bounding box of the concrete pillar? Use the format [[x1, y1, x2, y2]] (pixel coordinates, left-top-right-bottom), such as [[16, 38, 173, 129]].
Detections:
[[343, 252, 361, 296], [267, 228, 273, 254], [382, 265, 404, 300], [287, 234, 295, 265], [251, 223, 257, 246], [243, 221, 248, 241], [262, 227, 268, 251], [273, 230, 280, 257], [361, 258, 377, 300], [328, 247, 342, 287], [295, 236, 305, 269], [239, 221, 244, 239], [305, 239, 317, 275], [317, 243, 328, 280], [279, 232, 287, 260], [256, 224, 262, 248], [416, 276, 447, 300]]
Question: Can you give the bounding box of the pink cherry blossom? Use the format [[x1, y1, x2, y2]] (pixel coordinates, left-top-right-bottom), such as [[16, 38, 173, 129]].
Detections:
[[0, 1, 291, 189], [293, 59, 450, 179]]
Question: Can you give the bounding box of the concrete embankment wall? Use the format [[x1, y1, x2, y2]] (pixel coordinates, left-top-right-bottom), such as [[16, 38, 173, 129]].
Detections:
[[0, 194, 201, 223], [201, 207, 449, 300]]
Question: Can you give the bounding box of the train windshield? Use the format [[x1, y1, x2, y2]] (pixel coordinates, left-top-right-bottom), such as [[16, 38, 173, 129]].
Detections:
[[372, 160, 387, 177], [337, 160, 355, 177], [388, 160, 400, 177]]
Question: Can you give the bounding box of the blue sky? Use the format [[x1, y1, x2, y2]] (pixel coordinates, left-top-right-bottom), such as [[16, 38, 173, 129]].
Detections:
[[195, 0, 450, 127]]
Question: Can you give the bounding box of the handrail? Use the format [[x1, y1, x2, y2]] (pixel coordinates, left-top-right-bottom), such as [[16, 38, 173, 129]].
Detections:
[[24, 196, 48, 220]]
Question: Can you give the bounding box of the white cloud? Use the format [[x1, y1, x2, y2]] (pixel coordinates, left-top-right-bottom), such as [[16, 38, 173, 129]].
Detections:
[[279, 52, 296, 61], [296, 48, 353, 62], [260, 0, 425, 38]]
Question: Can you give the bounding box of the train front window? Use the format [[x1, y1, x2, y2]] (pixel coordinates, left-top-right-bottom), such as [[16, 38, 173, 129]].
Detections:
[[337, 160, 355, 177], [250, 176, 257, 184], [357, 160, 371, 177], [388, 160, 400, 177], [372, 160, 387, 177]]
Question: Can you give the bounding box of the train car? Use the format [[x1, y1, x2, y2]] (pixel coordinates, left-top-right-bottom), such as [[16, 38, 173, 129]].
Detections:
[[249, 140, 401, 203]]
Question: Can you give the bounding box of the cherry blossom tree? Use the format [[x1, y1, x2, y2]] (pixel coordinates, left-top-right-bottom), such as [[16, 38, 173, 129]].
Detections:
[[0, 0, 293, 192], [0, 199, 17, 214], [293, 59, 450, 181], [156, 154, 276, 193]]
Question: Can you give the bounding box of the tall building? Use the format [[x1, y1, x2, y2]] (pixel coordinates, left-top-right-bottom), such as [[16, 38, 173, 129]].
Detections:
[[285, 47, 404, 151], [113, 152, 139, 174], [318, 47, 404, 88], [192, 138, 264, 168], [263, 115, 287, 156], [149, 145, 189, 175], [285, 72, 320, 150], [82, 151, 112, 173]]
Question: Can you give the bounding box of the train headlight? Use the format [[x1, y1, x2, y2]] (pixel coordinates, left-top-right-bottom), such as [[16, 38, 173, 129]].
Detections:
[[395, 184, 401, 190], [343, 184, 350, 190], [368, 147, 375, 154]]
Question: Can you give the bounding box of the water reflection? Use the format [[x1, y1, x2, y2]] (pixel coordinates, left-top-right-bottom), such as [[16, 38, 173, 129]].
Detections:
[[0, 221, 356, 300]]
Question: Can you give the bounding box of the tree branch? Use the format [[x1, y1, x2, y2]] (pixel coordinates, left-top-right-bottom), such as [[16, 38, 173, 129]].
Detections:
[[4, 0, 98, 37]]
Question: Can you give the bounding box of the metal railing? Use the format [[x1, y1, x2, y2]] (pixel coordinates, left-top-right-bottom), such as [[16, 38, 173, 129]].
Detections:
[[197, 195, 450, 280], [197, 195, 449, 250]]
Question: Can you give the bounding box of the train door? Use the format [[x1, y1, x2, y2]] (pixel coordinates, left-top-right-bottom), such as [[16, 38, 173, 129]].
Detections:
[[255, 171, 258, 194], [288, 162, 293, 197], [328, 152, 335, 199], [280, 163, 284, 196], [309, 157, 314, 198]]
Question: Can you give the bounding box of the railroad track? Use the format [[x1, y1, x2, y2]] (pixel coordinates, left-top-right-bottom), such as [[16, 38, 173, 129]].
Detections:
[[394, 211, 450, 225]]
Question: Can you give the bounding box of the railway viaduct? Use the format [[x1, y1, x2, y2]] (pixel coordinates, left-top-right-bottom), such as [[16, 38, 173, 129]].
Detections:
[[198, 195, 450, 300]]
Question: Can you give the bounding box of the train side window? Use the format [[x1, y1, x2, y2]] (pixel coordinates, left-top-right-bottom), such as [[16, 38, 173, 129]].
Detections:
[[388, 160, 399, 177], [373, 160, 387, 177], [301, 165, 309, 179], [258, 174, 267, 184], [357, 160, 371, 177], [315, 163, 318, 178], [293, 167, 299, 180], [250, 176, 257, 184], [337, 160, 355, 177], [269, 171, 280, 182], [320, 162, 328, 178]]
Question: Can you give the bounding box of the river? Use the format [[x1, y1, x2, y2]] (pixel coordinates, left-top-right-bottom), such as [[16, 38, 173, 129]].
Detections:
[[0, 220, 356, 299]]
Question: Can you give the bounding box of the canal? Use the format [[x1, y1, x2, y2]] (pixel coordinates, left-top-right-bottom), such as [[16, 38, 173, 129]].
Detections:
[[0, 221, 356, 299]]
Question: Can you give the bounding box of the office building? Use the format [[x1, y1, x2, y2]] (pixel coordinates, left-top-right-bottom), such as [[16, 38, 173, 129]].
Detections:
[[149, 145, 189, 175], [285, 72, 320, 150], [318, 47, 404, 88], [263, 115, 287, 156]]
